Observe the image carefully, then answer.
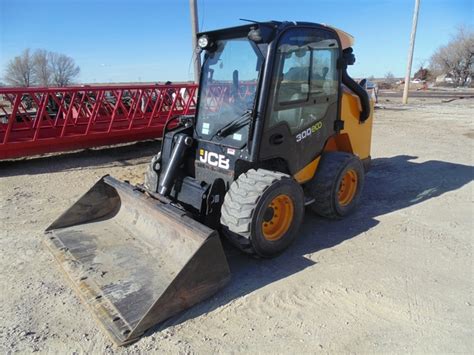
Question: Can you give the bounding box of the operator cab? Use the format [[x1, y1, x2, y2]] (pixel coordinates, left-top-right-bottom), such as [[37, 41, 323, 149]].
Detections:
[[193, 21, 357, 177]]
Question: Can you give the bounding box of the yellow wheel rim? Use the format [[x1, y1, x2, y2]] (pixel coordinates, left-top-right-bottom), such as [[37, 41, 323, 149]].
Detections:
[[338, 169, 358, 206], [262, 194, 294, 241]]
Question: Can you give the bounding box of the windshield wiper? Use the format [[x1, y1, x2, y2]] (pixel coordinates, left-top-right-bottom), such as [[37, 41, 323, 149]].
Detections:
[[215, 109, 253, 138]]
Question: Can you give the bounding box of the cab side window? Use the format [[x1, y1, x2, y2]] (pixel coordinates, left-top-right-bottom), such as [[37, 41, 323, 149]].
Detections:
[[269, 29, 339, 133], [311, 48, 338, 96], [277, 48, 311, 104]]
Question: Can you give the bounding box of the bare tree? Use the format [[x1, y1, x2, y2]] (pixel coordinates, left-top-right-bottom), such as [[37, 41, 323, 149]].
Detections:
[[4, 49, 36, 87], [413, 66, 430, 81], [430, 27, 474, 86], [377, 72, 397, 89], [33, 49, 51, 86], [49, 52, 80, 87], [385, 71, 398, 85]]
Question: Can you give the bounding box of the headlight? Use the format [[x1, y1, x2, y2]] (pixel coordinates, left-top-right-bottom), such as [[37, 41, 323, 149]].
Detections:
[[198, 35, 209, 49]]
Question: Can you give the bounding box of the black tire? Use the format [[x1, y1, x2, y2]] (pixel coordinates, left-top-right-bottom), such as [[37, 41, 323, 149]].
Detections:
[[144, 152, 161, 192], [220, 169, 304, 258], [306, 152, 364, 219]]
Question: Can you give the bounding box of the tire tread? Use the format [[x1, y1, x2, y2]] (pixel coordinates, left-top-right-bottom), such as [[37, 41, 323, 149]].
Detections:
[[220, 169, 290, 255], [307, 151, 363, 218]]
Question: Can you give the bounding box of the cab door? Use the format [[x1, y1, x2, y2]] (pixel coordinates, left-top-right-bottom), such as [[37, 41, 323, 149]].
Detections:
[[259, 27, 341, 175]]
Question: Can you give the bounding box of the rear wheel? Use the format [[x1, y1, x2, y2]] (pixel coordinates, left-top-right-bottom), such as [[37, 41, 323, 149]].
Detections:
[[144, 152, 161, 192], [306, 152, 364, 218], [220, 169, 304, 258]]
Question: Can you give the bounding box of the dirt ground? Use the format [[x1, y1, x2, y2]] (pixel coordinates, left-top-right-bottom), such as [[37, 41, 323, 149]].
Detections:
[[0, 96, 472, 354]]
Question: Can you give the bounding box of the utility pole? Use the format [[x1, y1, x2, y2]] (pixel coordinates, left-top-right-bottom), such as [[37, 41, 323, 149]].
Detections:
[[189, 0, 201, 83], [402, 0, 421, 104]]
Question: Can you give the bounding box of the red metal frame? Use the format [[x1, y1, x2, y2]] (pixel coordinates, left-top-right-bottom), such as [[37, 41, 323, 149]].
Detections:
[[0, 82, 258, 160], [203, 82, 257, 112], [0, 84, 198, 159]]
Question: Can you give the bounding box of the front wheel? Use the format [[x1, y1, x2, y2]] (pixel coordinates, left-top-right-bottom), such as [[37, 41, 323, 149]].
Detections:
[[220, 169, 304, 258]]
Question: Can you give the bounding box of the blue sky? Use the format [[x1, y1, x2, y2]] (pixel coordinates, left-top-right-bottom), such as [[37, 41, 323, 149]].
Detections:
[[0, 0, 472, 83]]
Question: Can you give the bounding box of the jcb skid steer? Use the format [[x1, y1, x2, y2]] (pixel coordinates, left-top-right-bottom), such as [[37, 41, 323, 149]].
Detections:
[[44, 21, 374, 345]]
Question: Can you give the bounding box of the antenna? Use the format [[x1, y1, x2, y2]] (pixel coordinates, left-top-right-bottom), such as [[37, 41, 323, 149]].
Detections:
[[189, 0, 201, 83], [239, 18, 259, 24]]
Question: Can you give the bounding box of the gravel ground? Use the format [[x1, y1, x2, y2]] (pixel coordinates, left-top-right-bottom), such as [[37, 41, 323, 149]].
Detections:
[[0, 96, 473, 353]]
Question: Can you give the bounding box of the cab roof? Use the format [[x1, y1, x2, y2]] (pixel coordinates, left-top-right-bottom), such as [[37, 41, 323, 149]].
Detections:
[[197, 21, 354, 49]]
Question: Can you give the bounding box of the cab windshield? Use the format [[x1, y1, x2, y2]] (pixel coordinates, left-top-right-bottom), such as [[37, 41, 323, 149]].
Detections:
[[196, 37, 263, 148]]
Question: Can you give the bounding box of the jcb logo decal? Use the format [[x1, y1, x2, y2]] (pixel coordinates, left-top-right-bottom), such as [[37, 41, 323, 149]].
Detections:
[[199, 149, 230, 170]]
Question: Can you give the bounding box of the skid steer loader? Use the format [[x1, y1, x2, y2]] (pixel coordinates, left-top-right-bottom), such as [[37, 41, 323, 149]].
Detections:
[[44, 21, 373, 345]]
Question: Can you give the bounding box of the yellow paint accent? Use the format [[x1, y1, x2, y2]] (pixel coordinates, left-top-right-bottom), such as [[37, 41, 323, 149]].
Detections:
[[199, 149, 204, 156], [293, 156, 321, 184], [323, 136, 338, 152], [339, 89, 374, 159], [338, 168, 358, 206], [327, 26, 355, 49], [262, 194, 294, 241], [324, 134, 352, 153]]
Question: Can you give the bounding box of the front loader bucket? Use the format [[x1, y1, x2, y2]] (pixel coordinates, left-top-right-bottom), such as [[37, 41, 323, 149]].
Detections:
[[43, 176, 230, 345]]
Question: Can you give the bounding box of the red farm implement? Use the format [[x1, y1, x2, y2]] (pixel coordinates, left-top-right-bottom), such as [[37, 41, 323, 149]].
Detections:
[[0, 84, 198, 160]]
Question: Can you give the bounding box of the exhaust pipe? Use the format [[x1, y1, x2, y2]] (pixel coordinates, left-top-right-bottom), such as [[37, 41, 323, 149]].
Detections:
[[341, 47, 371, 122]]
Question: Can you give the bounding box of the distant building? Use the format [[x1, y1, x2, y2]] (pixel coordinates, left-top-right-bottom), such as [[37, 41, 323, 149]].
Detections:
[[435, 73, 454, 84]]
